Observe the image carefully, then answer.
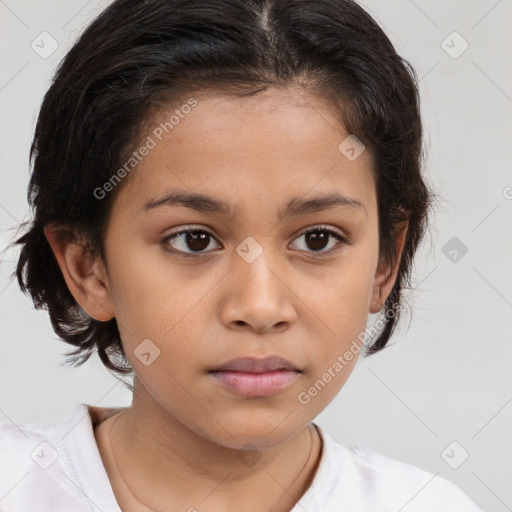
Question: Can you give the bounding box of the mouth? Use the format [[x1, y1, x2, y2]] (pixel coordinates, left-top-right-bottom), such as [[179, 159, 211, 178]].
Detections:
[[208, 356, 302, 398]]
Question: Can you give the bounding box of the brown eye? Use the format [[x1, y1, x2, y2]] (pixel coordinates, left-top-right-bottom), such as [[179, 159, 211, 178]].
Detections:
[[305, 230, 330, 251], [163, 228, 220, 255], [290, 226, 347, 255], [162, 224, 347, 257]]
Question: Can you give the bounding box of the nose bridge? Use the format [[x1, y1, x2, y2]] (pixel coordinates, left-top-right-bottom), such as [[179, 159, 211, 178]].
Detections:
[[234, 235, 282, 297], [222, 234, 296, 332]]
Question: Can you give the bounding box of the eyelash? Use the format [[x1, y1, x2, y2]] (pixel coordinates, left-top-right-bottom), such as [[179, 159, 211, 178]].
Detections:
[[161, 224, 348, 258]]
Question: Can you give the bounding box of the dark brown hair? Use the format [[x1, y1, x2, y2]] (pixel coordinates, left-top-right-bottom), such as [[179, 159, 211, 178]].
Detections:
[[13, 0, 433, 382]]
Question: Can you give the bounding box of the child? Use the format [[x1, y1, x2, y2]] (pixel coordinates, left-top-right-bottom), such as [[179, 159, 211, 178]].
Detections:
[[0, 0, 483, 510]]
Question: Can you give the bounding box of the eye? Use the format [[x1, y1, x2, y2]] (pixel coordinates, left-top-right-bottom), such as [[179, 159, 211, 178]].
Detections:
[[162, 224, 348, 257], [290, 225, 347, 256], [162, 227, 221, 255]]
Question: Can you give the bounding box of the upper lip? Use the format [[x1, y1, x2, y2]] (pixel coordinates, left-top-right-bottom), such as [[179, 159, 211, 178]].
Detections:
[[209, 356, 301, 373]]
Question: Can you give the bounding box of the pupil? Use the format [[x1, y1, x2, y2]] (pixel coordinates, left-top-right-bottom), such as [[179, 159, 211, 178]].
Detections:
[[187, 231, 209, 251], [307, 230, 328, 251]]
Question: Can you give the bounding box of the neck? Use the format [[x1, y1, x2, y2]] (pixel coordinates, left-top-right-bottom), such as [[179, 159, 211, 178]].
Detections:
[[107, 379, 323, 511]]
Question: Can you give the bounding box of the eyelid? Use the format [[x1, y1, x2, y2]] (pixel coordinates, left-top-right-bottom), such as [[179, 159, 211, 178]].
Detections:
[[295, 224, 346, 240], [164, 223, 347, 240], [164, 224, 218, 241]]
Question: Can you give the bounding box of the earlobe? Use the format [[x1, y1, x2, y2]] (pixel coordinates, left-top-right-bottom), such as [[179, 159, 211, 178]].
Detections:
[[369, 222, 408, 314], [43, 224, 115, 322]]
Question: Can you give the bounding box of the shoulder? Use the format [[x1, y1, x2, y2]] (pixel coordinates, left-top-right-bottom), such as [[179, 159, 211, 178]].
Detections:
[[309, 427, 483, 511], [344, 443, 480, 509], [0, 404, 93, 510], [0, 414, 62, 474]]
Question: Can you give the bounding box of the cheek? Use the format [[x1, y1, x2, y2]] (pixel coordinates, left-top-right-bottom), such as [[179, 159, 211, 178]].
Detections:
[[301, 246, 377, 378], [319, 251, 377, 330], [107, 256, 217, 378], [296, 264, 373, 412], [105, 243, 188, 335]]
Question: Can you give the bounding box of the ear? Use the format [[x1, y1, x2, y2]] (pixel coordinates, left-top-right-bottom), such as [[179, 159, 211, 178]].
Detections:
[[44, 223, 115, 321], [369, 221, 408, 314]]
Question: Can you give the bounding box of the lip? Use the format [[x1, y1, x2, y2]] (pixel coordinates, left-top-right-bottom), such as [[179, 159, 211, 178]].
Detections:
[[209, 356, 302, 398], [209, 355, 301, 373]]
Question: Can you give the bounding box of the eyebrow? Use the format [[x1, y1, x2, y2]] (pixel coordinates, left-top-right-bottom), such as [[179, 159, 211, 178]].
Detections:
[[143, 189, 367, 220]]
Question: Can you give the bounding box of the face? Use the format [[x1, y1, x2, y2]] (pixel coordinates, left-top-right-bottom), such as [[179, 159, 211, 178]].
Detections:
[[54, 87, 403, 449]]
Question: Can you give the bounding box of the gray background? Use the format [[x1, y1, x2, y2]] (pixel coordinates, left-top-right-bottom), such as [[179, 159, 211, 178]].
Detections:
[[1, 1, 511, 510]]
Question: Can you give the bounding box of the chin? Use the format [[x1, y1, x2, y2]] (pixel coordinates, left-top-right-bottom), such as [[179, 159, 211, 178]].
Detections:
[[203, 413, 307, 451]]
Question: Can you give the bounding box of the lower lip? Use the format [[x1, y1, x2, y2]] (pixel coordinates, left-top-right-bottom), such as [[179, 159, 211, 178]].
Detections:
[[210, 370, 301, 398]]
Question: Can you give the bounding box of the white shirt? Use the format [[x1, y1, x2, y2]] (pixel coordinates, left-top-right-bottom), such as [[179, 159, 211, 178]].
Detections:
[[0, 403, 483, 511]]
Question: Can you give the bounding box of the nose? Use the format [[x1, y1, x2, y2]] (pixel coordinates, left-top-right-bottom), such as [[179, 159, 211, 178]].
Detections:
[[220, 246, 297, 334]]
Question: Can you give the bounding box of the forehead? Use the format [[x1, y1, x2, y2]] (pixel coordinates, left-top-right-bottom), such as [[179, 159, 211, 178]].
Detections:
[[113, 88, 376, 219]]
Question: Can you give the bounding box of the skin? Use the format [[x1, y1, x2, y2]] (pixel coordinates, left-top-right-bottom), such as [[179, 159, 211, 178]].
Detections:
[[45, 87, 407, 511]]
